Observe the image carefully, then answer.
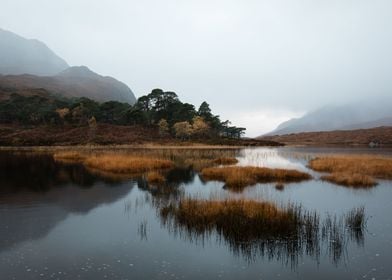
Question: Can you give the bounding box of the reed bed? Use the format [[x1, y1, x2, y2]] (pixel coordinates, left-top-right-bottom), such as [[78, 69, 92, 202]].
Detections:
[[160, 199, 315, 240], [309, 155, 392, 187], [321, 172, 376, 187], [201, 166, 311, 190], [160, 198, 367, 265], [83, 155, 174, 174]]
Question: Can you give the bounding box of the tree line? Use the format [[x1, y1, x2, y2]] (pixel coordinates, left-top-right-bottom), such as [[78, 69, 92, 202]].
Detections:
[[0, 89, 246, 139]]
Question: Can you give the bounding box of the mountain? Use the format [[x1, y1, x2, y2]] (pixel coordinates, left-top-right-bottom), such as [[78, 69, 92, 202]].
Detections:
[[0, 29, 136, 104], [259, 126, 392, 146], [0, 66, 136, 104], [265, 99, 392, 136], [0, 28, 69, 76]]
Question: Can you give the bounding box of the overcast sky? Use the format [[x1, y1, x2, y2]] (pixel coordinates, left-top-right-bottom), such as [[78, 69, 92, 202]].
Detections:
[[1, 0, 392, 136]]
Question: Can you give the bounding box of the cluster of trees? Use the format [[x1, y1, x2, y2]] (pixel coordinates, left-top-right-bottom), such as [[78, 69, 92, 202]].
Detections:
[[0, 89, 246, 139]]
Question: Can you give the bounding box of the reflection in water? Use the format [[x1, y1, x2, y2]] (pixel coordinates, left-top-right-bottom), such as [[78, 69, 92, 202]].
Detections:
[[237, 148, 309, 171], [0, 152, 134, 252], [158, 199, 366, 267], [1, 148, 388, 279], [0, 152, 120, 192]]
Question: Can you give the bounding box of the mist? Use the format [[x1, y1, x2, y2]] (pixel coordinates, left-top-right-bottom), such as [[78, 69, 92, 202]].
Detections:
[[1, 0, 392, 136]]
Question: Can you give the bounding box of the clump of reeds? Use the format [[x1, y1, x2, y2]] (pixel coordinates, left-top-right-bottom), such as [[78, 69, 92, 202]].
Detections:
[[309, 155, 392, 187], [200, 166, 311, 190], [160, 198, 321, 264], [345, 206, 366, 231], [83, 154, 174, 174], [146, 171, 166, 185], [160, 199, 367, 266], [161, 199, 308, 238], [321, 172, 376, 187], [53, 151, 87, 162]]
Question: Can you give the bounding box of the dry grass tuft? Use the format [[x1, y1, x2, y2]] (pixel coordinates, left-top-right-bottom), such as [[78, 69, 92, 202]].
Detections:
[[201, 166, 311, 190], [160, 199, 305, 237], [147, 171, 165, 185], [83, 154, 174, 174], [53, 151, 87, 162], [309, 155, 392, 179], [309, 155, 392, 187], [213, 157, 238, 165], [321, 172, 376, 187]]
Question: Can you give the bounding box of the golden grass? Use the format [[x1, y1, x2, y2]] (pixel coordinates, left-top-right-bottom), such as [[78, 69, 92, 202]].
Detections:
[[53, 151, 87, 162], [309, 155, 392, 187], [159, 198, 322, 257], [161, 199, 366, 264], [160, 199, 303, 236], [83, 154, 174, 174], [309, 155, 392, 179], [147, 171, 165, 184], [321, 172, 376, 187], [213, 157, 239, 165], [201, 166, 311, 190]]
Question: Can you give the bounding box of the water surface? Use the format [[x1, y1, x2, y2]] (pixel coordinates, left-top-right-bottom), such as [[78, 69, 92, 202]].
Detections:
[[1, 147, 392, 279]]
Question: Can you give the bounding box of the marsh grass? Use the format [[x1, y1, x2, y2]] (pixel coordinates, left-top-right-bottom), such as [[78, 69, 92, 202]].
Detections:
[[321, 172, 376, 187], [160, 199, 319, 251], [53, 151, 87, 162], [309, 155, 392, 187], [201, 166, 311, 190], [83, 154, 174, 174], [160, 198, 366, 265], [146, 171, 165, 185]]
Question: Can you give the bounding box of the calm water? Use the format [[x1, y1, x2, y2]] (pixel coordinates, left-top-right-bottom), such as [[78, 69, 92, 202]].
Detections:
[[1, 147, 392, 280]]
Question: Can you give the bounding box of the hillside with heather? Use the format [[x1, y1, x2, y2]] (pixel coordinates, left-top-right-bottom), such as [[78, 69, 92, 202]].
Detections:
[[260, 126, 392, 146]]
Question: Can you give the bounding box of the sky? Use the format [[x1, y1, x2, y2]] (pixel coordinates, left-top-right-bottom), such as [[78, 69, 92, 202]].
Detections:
[[1, 0, 392, 136]]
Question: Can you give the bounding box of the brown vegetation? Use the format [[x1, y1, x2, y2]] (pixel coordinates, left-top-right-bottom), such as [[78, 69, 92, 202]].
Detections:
[[146, 171, 166, 185], [321, 172, 376, 187], [53, 151, 87, 162], [260, 126, 392, 146], [309, 155, 392, 187], [201, 166, 311, 190], [160, 199, 366, 264], [213, 157, 238, 165], [160, 199, 310, 238], [83, 155, 174, 174], [0, 123, 282, 147]]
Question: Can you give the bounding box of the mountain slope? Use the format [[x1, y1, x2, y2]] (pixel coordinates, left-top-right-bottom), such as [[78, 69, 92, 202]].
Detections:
[[265, 100, 392, 136], [0, 66, 136, 104], [0, 28, 69, 76], [259, 126, 392, 146]]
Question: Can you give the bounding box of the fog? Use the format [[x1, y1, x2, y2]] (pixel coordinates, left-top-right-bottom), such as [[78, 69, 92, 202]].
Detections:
[[1, 0, 392, 136]]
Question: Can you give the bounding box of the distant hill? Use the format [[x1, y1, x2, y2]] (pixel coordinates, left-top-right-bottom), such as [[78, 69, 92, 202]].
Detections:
[[0, 28, 69, 76], [0, 66, 136, 104], [259, 126, 392, 146], [265, 100, 392, 136], [0, 29, 136, 104]]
